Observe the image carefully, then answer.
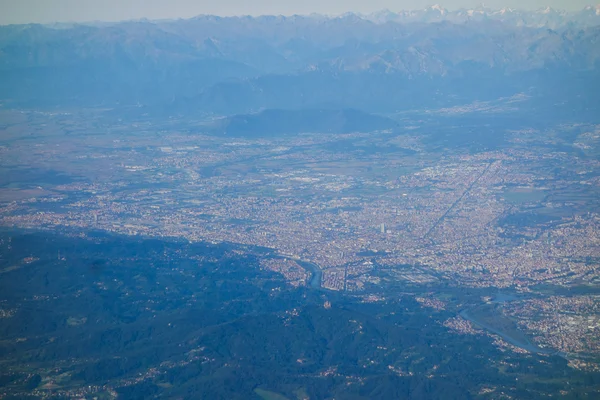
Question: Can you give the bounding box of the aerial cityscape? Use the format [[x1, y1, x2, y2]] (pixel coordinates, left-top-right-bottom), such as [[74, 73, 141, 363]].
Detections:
[[1, 2, 600, 399]]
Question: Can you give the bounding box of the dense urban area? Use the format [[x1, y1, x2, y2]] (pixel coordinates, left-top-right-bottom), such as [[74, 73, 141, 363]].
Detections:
[[1, 106, 599, 369]]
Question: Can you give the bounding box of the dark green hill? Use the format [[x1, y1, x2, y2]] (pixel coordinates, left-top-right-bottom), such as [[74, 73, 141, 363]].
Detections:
[[0, 230, 598, 399], [211, 108, 399, 137]]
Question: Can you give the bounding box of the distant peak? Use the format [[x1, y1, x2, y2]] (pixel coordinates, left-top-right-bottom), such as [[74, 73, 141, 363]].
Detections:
[[370, 9, 396, 17], [583, 4, 600, 15], [498, 7, 515, 15], [538, 6, 556, 14], [338, 12, 364, 20], [426, 4, 447, 15]]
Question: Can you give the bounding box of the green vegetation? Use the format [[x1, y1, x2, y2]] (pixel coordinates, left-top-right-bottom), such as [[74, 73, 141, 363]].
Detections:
[[502, 188, 547, 204], [255, 388, 290, 400], [0, 230, 599, 399], [466, 304, 535, 350]]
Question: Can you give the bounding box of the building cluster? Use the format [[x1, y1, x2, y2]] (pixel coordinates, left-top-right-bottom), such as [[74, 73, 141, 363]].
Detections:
[[259, 258, 308, 287], [3, 146, 598, 296], [505, 296, 600, 355]]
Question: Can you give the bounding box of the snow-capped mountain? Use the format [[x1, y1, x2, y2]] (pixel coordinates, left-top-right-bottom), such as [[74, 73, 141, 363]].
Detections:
[[575, 5, 600, 24], [362, 4, 600, 28], [0, 3, 598, 112]]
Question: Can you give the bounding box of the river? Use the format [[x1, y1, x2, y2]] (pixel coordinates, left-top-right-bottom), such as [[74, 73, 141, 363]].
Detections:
[[460, 293, 560, 356], [296, 260, 323, 289]]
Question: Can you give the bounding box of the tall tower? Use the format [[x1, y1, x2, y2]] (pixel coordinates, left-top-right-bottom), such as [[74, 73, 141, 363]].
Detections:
[[380, 223, 385, 234]]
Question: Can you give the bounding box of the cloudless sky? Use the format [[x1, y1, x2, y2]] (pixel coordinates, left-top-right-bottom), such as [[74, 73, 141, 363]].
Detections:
[[0, 0, 595, 24]]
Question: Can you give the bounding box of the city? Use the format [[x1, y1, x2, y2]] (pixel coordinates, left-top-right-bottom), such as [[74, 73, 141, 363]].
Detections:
[[1, 108, 599, 365]]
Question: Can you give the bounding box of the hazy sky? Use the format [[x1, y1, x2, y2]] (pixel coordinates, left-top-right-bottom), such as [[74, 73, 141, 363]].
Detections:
[[0, 0, 594, 24]]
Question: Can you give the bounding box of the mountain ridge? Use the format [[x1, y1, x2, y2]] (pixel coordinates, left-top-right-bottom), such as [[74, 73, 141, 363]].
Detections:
[[5, 5, 598, 29], [0, 7, 598, 115]]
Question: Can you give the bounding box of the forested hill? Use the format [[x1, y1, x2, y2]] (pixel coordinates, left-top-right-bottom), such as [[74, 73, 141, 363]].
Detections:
[[210, 109, 399, 137]]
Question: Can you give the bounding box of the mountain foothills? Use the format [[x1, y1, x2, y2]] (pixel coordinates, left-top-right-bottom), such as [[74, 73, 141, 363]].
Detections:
[[0, 5, 599, 115]]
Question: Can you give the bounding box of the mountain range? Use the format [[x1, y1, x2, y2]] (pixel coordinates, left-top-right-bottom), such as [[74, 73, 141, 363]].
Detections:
[[360, 4, 600, 28], [0, 5, 599, 119]]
